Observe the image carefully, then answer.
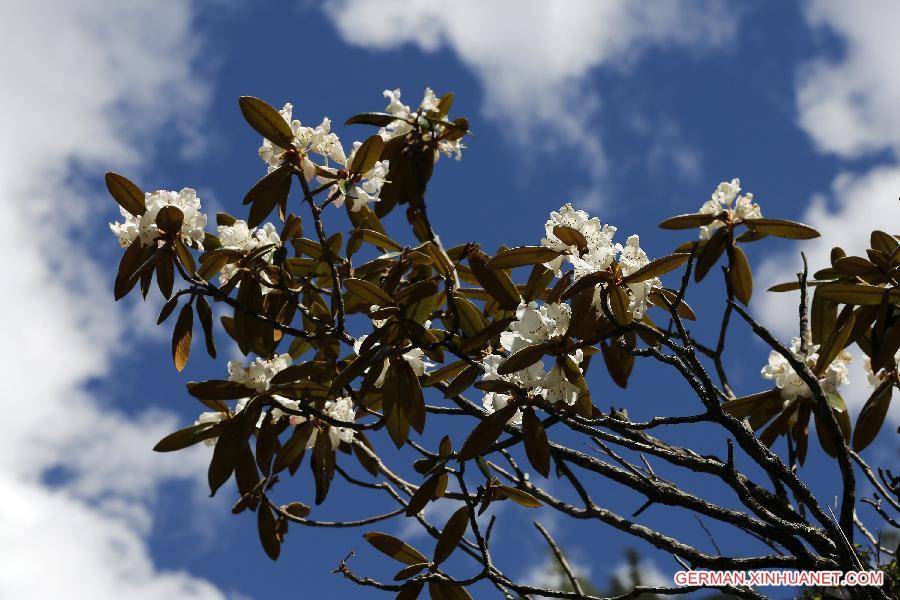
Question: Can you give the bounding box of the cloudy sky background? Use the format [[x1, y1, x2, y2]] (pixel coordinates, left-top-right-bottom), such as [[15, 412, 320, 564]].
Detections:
[[1, 0, 898, 598]]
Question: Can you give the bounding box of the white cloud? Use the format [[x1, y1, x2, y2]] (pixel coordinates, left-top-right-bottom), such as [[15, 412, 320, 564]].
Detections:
[[757, 1, 900, 429], [0, 1, 226, 597], [755, 166, 900, 425], [797, 0, 900, 158], [322, 0, 734, 205]]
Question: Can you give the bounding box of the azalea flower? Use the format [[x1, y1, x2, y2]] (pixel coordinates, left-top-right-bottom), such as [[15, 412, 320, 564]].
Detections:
[[379, 87, 464, 161], [110, 188, 207, 249], [864, 352, 899, 387], [228, 353, 293, 393], [540, 203, 620, 278], [288, 396, 357, 450], [316, 139, 390, 212], [616, 235, 659, 319], [258, 103, 345, 180], [761, 336, 851, 408], [698, 178, 763, 240], [480, 301, 585, 420], [216, 220, 282, 290]]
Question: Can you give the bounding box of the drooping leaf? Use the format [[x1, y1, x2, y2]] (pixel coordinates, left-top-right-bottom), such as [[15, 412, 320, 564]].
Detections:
[[396, 581, 424, 600], [694, 227, 728, 282], [187, 380, 253, 401], [272, 421, 315, 474], [105, 172, 146, 216], [157, 296, 179, 325], [428, 581, 473, 600], [522, 409, 550, 478], [257, 503, 281, 561], [405, 473, 445, 517], [350, 135, 385, 174], [195, 295, 217, 358], [468, 249, 520, 310], [852, 382, 893, 451], [497, 342, 552, 376], [814, 314, 855, 375], [743, 218, 820, 240], [311, 429, 336, 505], [171, 303, 193, 372], [345, 112, 400, 127], [363, 532, 428, 565], [451, 294, 486, 338], [245, 164, 292, 227], [153, 422, 223, 452], [485, 246, 562, 270], [658, 213, 717, 229], [815, 395, 851, 457], [495, 485, 543, 508], [623, 253, 689, 283], [816, 283, 899, 306], [345, 277, 396, 307], [600, 340, 634, 389], [458, 403, 519, 460], [730, 245, 753, 305], [208, 408, 253, 496], [239, 96, 295, 148]]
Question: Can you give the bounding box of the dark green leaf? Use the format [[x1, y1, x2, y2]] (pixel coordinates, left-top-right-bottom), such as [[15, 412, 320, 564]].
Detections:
[[363, 532, 428, 565], [105, 172, 146, 216], [239, 96, 295, 148]]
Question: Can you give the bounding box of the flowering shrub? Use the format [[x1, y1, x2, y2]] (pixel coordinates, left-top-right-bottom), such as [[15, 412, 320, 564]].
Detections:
[[106, 89, 898, 600]]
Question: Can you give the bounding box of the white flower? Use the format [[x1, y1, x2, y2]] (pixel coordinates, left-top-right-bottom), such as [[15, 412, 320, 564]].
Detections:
[[697, 178, 763, 240], [500, 301, 570, 355], [540, 203, 620, 278], [538, 204, 660, 320], [352, 335, 433, 387], [481, 301, 585, 412], [110, 188, 207, 249], [482, 392, 522, 425], [258, 103, 345, 179], [616, 235, 658, 319], [194, 410, 226, 447], [864, 352, 899, 387], [216, 220, 282, 290], [761, 336, 851, 406], [289, 396, 357, 450], [228, 353, 293, 393], [316, 140, 390, 212], [379, 88, 465, 161], [538, 355, 583, 406]]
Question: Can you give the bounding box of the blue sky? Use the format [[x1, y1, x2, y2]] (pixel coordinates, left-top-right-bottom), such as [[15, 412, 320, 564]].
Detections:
[[2, 1, 899, 598]]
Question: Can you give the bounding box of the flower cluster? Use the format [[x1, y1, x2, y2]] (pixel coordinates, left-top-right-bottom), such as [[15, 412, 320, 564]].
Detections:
[[697, 178, 762, 240], [110, 188, 207, 249], [259, 103, 391, 211], [194, 353, 293, 444], [380, 88, 464, 160], [217, 219, 282, 289], [617, 234, 658, 320], [195, 354, 358, 450], [864, 352, 899, 387], [287, 396, 357, 450], [316, 140, 390, 212], [481, 302, 584, 424], [541, 203, 619, 278], [761, 336, 852, 403], [259, 103, 344, 180], [228, 353, 293, 393], [540, 203, 658, 319]]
